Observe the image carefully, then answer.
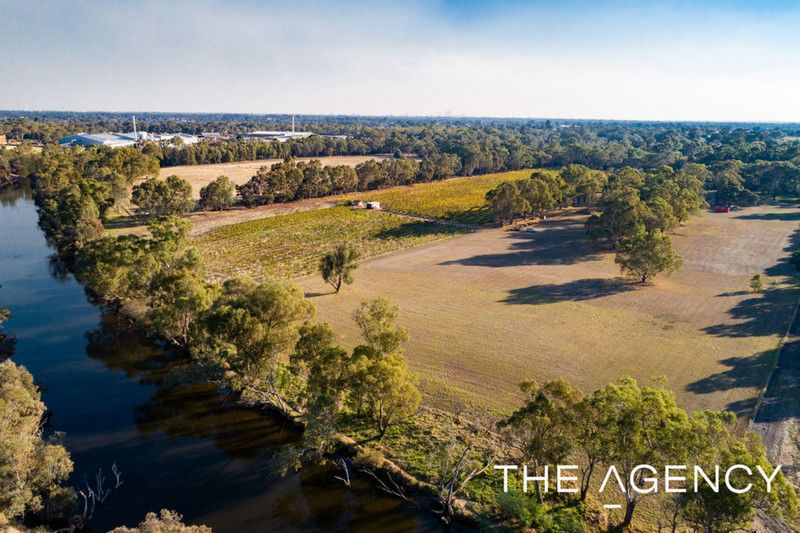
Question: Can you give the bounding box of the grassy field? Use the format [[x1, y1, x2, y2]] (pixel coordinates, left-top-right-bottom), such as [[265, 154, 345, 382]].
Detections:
[[343, 169, 543, 225], [157, 155, 391, 199], [294, 205, 800, 416], [192, 206, 468, 282]]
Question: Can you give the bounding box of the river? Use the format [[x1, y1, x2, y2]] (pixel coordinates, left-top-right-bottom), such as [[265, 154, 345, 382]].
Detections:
[[0, 186, 448, 532]]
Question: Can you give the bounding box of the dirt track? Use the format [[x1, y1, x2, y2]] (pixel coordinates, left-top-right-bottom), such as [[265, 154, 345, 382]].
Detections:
[[751, 300, 800, 479]]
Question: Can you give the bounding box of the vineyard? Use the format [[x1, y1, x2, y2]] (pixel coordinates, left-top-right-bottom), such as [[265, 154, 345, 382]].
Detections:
[[192, 206, 468, 281], [343, 169, 547, 224]]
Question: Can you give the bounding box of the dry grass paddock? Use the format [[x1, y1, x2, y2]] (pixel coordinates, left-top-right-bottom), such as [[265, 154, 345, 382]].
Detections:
[[157, 155, 392, 198], [295, 205, 800, 415]]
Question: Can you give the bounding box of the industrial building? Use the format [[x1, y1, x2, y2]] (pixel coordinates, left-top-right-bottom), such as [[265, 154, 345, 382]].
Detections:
[[243, 130, 314, 142], [59, 131, 199, 148]]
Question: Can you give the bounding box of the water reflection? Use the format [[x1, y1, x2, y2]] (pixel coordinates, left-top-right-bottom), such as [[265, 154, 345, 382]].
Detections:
[[81, 313, 443, 532]]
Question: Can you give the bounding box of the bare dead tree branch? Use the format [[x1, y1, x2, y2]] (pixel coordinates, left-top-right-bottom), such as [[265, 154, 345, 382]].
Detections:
[[360, 467, 409, 501], [333, 458, 351, 487]]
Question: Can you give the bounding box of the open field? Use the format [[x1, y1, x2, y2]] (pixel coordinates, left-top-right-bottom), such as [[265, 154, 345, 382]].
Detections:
[[157, 155, 392, 198], [292, 205, 800, 415], [344, 169, 541, 225], [192, 206, 468, 281]]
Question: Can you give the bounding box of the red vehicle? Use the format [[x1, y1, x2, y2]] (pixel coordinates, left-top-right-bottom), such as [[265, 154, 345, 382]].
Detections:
[[713, 205, 730, 213]]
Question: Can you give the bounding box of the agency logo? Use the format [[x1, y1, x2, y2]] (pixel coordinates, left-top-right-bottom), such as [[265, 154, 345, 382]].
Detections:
[[495, 463, 783, 509]]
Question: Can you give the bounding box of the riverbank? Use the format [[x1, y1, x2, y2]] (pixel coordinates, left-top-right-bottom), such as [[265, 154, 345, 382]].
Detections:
[[0, 185, 453, 532]]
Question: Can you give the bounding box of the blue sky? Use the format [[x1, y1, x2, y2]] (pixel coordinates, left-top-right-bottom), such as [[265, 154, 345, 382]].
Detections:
[[1, 0, 799, 121]]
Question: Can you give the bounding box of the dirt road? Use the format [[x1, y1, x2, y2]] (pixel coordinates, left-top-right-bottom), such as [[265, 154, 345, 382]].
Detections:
[[751, 300, 800, 474]]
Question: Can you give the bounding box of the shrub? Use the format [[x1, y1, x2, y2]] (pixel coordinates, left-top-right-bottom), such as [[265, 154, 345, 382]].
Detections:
[[495, 490, 542, 526], [198, 175, 234, 211], [539, 507, 588, 533]]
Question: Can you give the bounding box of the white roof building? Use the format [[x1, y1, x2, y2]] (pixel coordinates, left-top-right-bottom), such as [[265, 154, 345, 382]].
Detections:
[[59, 132, 199, 148], [244, 130, 314, 142], [59, 133, 138, 148]]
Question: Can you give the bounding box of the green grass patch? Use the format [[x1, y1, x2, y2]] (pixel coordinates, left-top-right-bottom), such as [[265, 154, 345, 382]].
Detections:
[[193, 206, 468, 281], [343, 169, 548, 225]]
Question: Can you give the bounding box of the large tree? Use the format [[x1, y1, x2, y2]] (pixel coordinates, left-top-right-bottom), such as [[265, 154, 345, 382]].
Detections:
[[586, 179, 649, 248], [486, 181, 530, 225], [198, 175, 234, 211], [497, 380, 581, 502], [349, 345, 421, 438], [353, 297, 409, 355], [590, 377, 691, 528], [615, 226, 682, 283], [197, 278, 314, 408], [319, 243, 360, 293], [131, 175, 194, 217], [675, 411, 797, 532]]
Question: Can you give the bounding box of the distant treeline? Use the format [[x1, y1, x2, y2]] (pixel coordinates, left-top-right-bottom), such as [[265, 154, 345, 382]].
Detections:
[[4, 114, 800, 180]]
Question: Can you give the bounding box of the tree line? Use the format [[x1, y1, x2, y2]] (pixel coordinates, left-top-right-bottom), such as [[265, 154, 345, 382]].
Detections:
[[72, 215, 421, 440], [495, 377, 798, 531], [486, 164, 706, 283], [17, 145, 160, 253], [236, 155, 460, 207], [6, 114, 800, 192]]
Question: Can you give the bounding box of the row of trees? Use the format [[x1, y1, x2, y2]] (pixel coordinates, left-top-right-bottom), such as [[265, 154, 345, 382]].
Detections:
[[585, 165, 708, 281], [131, 174, 235, 216], [236, 155, 460, 207], [486, 164, 608, 224], [485, 164, 700, 283], [29, 145, 160, 252], [74, 218, 421, 441], [497, 377, 797, 530]]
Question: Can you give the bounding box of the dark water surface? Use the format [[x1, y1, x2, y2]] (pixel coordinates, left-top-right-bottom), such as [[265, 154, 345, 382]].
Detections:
[[0, 186, 445, 532]]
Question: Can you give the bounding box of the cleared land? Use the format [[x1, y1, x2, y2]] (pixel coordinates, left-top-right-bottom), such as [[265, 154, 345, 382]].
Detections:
[[291, 205, 800, 415], [157, 155, 392, 198], [344, 169, 542, 225], [192, 206, 468, 281]]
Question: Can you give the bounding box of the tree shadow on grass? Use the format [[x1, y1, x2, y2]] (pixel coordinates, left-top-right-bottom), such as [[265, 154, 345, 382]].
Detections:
[[704, 224, 800, 337], [501, 278, 637, 305], [685, 349, 776, 416], [373, 220, 470, 240], [735, 210, 800, 222], [752, 338, 800, 424], [304, 291, 330, 298], [440, 218, 603, 268], [103, 214, 144, 230], [703, 286, 799, 338]]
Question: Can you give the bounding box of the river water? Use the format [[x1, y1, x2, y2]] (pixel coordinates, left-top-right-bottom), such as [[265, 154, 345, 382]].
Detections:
[[0, 186, 446, 532]]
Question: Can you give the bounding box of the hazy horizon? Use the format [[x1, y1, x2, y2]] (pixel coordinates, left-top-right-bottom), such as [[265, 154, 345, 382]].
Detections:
[[3, 0, 800, 122]]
